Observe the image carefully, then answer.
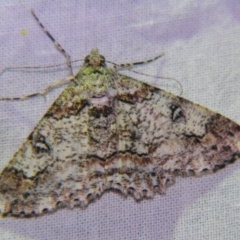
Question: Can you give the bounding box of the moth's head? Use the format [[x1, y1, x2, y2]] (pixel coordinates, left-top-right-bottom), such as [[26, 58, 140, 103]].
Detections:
[[84, 48, 106, 67]]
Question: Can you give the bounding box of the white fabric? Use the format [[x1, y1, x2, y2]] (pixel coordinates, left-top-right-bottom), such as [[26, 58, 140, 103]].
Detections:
[[0, 1, 240, 239]]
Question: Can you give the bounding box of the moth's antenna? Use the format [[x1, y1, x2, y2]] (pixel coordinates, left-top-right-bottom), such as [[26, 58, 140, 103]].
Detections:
[[0, 62, 68, 76], [30, 9, 73, 76]]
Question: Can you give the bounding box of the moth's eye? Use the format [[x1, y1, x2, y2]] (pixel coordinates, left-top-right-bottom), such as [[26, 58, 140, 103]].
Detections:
[[84, 56, 90, 63], [100, 55, 106, 64]]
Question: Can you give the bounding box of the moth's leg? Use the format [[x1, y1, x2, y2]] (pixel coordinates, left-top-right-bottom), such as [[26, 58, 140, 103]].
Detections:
[[0, 10, 76, 101], [0, 76, 75, 100], [0, 63, 75, 100], [30, 9, 73, 76], [1, 9, 75, 77]]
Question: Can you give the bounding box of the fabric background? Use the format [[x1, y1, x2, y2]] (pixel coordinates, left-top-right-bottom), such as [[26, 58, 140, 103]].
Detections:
[[0, 0, 240, 239]]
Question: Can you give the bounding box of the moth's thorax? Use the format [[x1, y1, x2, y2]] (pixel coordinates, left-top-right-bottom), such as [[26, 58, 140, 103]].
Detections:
[[75, 65, 116, 98], [74, 49, 116, 98]]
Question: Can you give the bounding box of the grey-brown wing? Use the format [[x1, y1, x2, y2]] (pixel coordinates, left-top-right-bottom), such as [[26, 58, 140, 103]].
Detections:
[[0, 80, 106, 217], [0, 73, 239, 217], [106, 74, 240, 199]]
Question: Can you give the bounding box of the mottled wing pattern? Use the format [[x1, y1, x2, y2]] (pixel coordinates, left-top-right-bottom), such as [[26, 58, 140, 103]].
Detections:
[[113, 74, 240, 197], [0, 49, 239, 217]]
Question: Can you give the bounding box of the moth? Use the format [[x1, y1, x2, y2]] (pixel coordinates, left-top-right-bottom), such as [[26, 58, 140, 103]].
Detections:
[[0, 10, 239, 217]]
